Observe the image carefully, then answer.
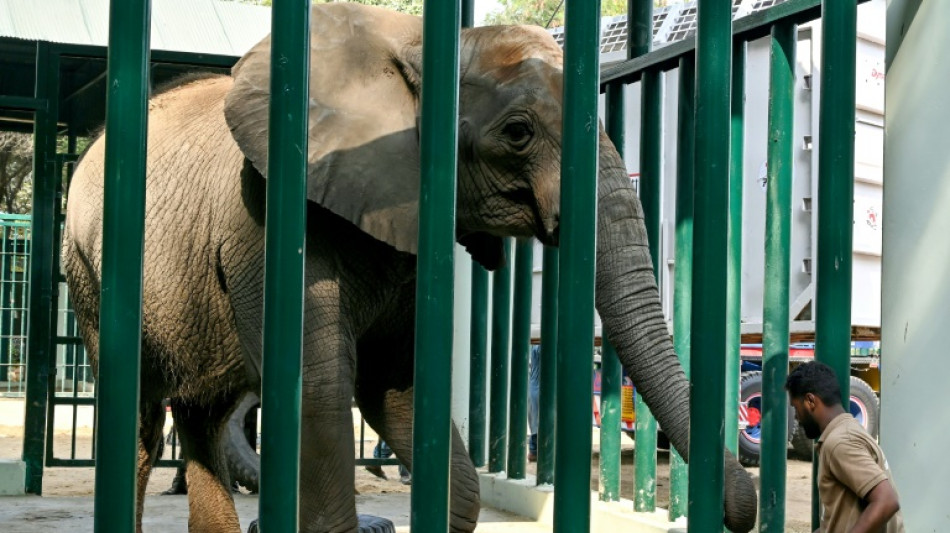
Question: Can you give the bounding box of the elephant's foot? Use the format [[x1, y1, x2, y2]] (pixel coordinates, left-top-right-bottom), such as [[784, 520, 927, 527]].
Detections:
[[247, 516, 394, 533]]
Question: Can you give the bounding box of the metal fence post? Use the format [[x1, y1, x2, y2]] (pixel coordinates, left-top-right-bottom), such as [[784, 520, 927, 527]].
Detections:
[[489, 239, 512, 473], [760, 21, 796, 532], [634, 0, 661, 509], [537, 245, 559, 485], [469, 264, 489, 467], [258, 0, 311, 531], [669, 52, 695, 522], [599, 80, 625, 503], [507, 239, 533, 479], [814, 0, 857, 528], [93, 0, 151, 529], [725, 41, 746, 459], [554, 0, 601, 529], [411, 0, 462, 528], [22, 41, 59, 497], [688, 0, 732, 530]]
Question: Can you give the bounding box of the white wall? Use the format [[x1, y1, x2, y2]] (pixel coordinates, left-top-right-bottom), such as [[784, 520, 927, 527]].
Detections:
[[881, 1, 950, 529]]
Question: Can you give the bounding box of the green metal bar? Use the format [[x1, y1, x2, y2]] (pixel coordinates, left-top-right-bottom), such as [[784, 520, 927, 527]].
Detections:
[[0, 96, 47, 112], [633, 0, 660, 512], [468, 264, 489, 467], [725, 41, 746, 458], [507, 239, 533, 479], [537, 245, 559, 485], [461, 0, 475, 28], [258, 0, 311, 531], [601, 0, 871, 87], [759, 22, 796, 532], [599, 80, 624, 503], [814, 0, 857, 528], [669, 52, 695, 523], [22, 42, 59, 497], [93, 0, 151, 528], [554, 0, 601, 528], [688, 1, 732, 531], [489, 238, 512, 473]]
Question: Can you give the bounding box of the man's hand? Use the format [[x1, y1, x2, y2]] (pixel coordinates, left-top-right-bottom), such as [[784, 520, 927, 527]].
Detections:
[[849, 479, 900, 533]]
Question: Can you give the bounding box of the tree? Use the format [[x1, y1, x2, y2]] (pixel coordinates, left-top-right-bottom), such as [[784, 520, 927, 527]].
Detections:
[[0, 133, 33, 215], [486, 0, 671, 28]]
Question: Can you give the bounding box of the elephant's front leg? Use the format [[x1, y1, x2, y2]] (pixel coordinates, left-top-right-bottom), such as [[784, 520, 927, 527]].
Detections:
[[297, 355, 360, 533], [357, 386, 481, 533]]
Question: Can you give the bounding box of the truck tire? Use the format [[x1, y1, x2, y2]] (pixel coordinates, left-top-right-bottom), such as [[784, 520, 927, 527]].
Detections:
[[738, 371, 795, 467], [790, 376, 880, 461], [222, 391, 260, 493]]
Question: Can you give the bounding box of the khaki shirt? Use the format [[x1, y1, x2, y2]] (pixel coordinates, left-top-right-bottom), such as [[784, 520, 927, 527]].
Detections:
[[817, 413, 904, 532]]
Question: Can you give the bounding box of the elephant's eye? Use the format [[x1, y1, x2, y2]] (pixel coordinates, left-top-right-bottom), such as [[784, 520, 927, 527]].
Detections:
[[502, 121, 533, 149]]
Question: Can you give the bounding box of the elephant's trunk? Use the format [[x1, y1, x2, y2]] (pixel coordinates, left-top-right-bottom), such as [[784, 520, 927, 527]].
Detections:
[[593, 137, 757, 533]]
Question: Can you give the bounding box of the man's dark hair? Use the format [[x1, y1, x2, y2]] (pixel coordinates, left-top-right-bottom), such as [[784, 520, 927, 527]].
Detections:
[[785, 361, 843, 407]]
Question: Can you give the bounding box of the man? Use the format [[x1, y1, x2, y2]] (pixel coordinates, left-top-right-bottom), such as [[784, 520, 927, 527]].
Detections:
[[786, 361, 904, 532]]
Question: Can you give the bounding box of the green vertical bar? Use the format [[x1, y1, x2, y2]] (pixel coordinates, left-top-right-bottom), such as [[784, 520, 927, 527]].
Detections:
[[93, 0, 150, 528], [537, 245, 558, 485], [411, 0, 461, 528], [599, 81, 624, 503], [760, 22, 796, 532], [23, 42, 59, 496], [554, 0, 600, 529], [507, 239, 533, 479], [689, 0, 731, 531], [461, 0, 475, 28], [814, 1, 856, 528], [725, 42, 746, 460], [489, 238, 512, 473], [634, 0, 660, 511], [669, 52, 695, 523], [258, 0, 311, 531], [469, 265, 489, 467]]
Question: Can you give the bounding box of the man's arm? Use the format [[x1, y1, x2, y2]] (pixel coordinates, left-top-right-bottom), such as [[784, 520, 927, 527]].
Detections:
[[849, 479, 900, 533]]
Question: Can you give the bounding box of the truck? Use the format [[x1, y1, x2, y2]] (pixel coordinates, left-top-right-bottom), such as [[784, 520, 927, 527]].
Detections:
[[541, 0, 887, 466]]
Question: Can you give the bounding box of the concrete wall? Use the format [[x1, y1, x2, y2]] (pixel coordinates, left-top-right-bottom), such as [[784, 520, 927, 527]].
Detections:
[[881, 1, 950, 530]]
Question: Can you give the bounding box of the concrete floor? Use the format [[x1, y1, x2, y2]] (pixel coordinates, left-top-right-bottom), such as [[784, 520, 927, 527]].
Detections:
[[0, 492, 549, 533]]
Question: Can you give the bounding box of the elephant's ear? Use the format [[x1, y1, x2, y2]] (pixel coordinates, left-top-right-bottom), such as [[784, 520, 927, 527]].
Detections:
[[224, 4, 424, 254]]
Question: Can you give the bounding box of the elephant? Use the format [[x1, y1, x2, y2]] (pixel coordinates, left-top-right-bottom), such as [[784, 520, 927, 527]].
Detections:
[[62, 3, 757, 532]]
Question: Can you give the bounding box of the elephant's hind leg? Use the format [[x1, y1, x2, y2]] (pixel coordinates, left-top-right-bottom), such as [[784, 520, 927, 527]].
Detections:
[[136, 400, 167, 533], [356, 386, 480, 533], [171, 399, 241, 533]]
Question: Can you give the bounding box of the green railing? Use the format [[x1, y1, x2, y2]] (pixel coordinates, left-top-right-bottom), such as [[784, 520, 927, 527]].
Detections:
[[10, 0, 860, 531], [0, 215, 31, 396]]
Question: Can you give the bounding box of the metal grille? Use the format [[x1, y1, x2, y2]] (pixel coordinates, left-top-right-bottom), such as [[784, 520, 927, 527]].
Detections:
[[665, 5, 698, 42], [752, 0, 788, 9], [0, 215, 30, 396]]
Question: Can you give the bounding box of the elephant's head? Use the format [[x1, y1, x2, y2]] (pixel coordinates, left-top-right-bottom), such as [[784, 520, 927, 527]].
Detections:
[[223, 4, 756, 531]]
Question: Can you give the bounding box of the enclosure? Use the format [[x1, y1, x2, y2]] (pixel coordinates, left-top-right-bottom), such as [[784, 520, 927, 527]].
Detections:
[[1, 0, 944, 531]]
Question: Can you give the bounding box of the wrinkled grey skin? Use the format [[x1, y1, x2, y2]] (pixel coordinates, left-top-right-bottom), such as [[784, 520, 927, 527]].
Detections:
[[63, 4, 756, 533]]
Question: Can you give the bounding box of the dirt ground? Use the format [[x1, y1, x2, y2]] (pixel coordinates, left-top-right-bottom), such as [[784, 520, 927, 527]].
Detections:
[[0, 423, 815, 532]]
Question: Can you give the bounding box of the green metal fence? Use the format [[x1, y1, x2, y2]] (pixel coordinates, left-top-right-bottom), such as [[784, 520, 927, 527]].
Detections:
[[0, 215, 30, 396], [7, 0, 862, 531]]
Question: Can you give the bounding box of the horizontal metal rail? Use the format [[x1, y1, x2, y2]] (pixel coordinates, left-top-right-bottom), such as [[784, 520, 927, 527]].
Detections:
[[600, 0, 870, 87]]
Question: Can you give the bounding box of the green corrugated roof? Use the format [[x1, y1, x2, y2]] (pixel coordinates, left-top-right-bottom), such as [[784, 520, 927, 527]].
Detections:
[[0, 0, 271, 56]]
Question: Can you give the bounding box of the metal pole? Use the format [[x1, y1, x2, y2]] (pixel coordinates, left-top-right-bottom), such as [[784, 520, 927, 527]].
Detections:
[[725, 41, 746, 458], [93, 0, 150, 528], [688, 0, 731, 530], [759, 22, 796, 532], [599, 81, 625, 503], [814, 0, 856, 528], [469, 265, 489, 467], [258, 0, 311, 531], [554, 0, 601, 529], [507, 239, 533, 479], [23, 42, 60, 497], [461, 0, 485, 469], [489, 238, 513, 473], [411, 0, 462, 528], [630, 0, 660, 511], [537, 245, 559, 485], [669, 52, 695, 522]]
